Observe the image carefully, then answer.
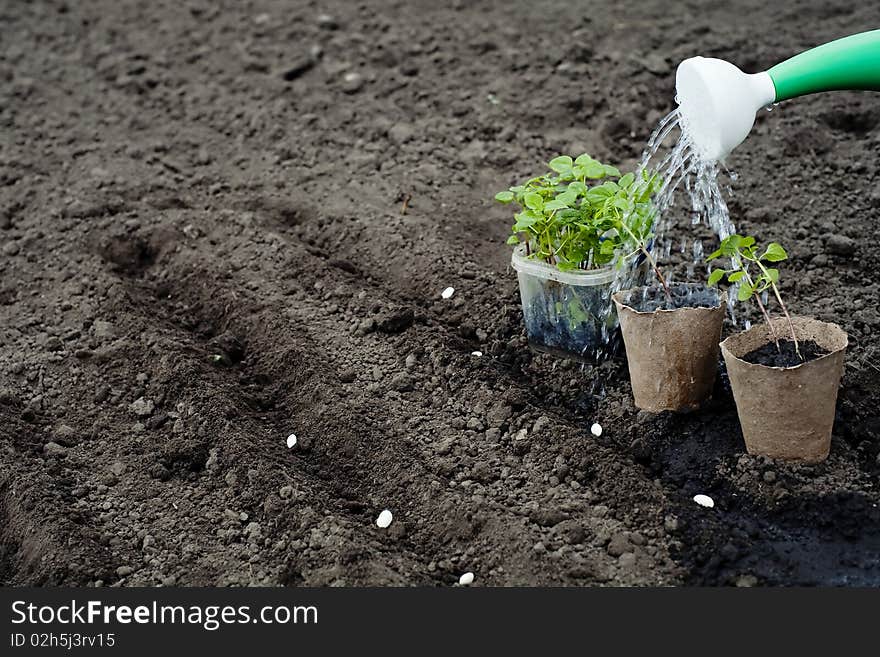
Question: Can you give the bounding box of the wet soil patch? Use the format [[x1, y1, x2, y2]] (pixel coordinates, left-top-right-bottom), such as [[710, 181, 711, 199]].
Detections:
[[623, 283, 720, 313]]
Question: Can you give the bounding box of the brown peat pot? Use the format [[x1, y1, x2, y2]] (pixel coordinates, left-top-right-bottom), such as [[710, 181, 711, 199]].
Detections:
[[720, 316, 847, 463], [613, 284, 727, 412]]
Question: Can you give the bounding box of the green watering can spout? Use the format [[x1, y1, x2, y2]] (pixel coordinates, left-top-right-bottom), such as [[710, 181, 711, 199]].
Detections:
[[676, 29, 880, 161]]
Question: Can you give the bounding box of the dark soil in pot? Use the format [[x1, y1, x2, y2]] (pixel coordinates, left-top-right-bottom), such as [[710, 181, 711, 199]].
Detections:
[[742, 338, 829, 368]]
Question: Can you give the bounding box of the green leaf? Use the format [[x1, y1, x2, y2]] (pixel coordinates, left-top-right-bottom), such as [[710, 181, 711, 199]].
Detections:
[[494, 190, 515, 203], [544, 199, 570, 211], [513, 211, 539, 231], [506, 234, 520, 245], [548, 156, 573, 173], [705, 248, 723, 261], [574, 154, 594, 166], [722, 234, 741, 248], [556, 190, 578, 205], [707, 269, 725, 287], [583, 161, 607, 179], [603, 164, 621, 177], [524, 192, 544, 211], [761, 242, 788, 262], [737, 283, 754, 302], [765, 268, 779, 283], [727, 270, 745, 283], [586, 187, 613, 201]]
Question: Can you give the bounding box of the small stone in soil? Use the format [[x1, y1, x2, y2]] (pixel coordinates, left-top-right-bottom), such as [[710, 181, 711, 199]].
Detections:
[[280, 57, 315, 81], [825, 234, 856, 256], [376, 509, 393, 528], [736, 574, 758, 587], [590, 423, 602, 437], [741, 339, 828, 368], [693, 494, 714, 508], [316, 13, 338, 30], [286, 434, 297, 449], [458, 572, 474, 585], [441, 286, 455, 299], [341, 72, 364, 93], [130, 397, 154, 417]]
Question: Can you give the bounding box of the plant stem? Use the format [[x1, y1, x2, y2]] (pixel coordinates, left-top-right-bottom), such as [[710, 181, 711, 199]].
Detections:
[[741, 268, 780, 350], [640, 245, 671, 299], [753, 260, 801, 359], [770, 282, 801, 358], [618, 221, 670, 299]]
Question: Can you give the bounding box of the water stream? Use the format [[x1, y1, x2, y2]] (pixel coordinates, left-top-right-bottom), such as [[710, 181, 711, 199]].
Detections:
[[586, 108, 740, 368], [636, 108, 740, 316]]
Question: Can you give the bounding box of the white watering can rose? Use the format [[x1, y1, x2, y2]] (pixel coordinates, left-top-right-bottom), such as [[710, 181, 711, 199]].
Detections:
[[676, 29, 880, 161]]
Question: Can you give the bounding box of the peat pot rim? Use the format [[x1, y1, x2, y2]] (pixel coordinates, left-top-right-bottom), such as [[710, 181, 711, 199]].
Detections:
[[720, 316, 848, 372], [510, 244, 618, 286], [612, 283, 727, 316]]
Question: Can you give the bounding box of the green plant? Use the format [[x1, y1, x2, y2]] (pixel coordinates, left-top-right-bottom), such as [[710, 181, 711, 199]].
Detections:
[[494, 154, 664, 288], [706, 234, 800, 358]]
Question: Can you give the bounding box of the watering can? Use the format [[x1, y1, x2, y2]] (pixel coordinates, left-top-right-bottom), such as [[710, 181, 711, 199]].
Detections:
[[676, 29, 880, 161]]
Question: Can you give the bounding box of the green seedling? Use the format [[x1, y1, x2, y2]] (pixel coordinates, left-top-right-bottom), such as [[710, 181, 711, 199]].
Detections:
[[495, 154, 667, 295], [707, 234, 800, 358]]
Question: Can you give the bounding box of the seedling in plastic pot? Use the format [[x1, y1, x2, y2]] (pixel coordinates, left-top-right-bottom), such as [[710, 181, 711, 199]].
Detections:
[[494, 154, 664, 288], [706, 234, 800, 359], [495, 153, 667, 360]]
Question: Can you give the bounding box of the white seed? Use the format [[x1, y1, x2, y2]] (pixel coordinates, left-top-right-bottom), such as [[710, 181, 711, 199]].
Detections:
[[471, 351, 482, 357], [376, 509, 393, 528], [458, 572, 474, 586], [590, 423, 602, 437], [441, 286, 455, 299], [693, 494, 714, 508], [286, 434, 297, 449]]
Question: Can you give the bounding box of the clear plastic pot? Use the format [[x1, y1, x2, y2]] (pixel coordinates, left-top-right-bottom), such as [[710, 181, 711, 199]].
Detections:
[[511, 245, 631, 362]]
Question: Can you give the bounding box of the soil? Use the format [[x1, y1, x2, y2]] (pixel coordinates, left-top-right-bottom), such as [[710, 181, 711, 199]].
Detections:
[[621, 283, 721, 313], [1, 1, 879, 587], [743, 339, 829, 368]]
